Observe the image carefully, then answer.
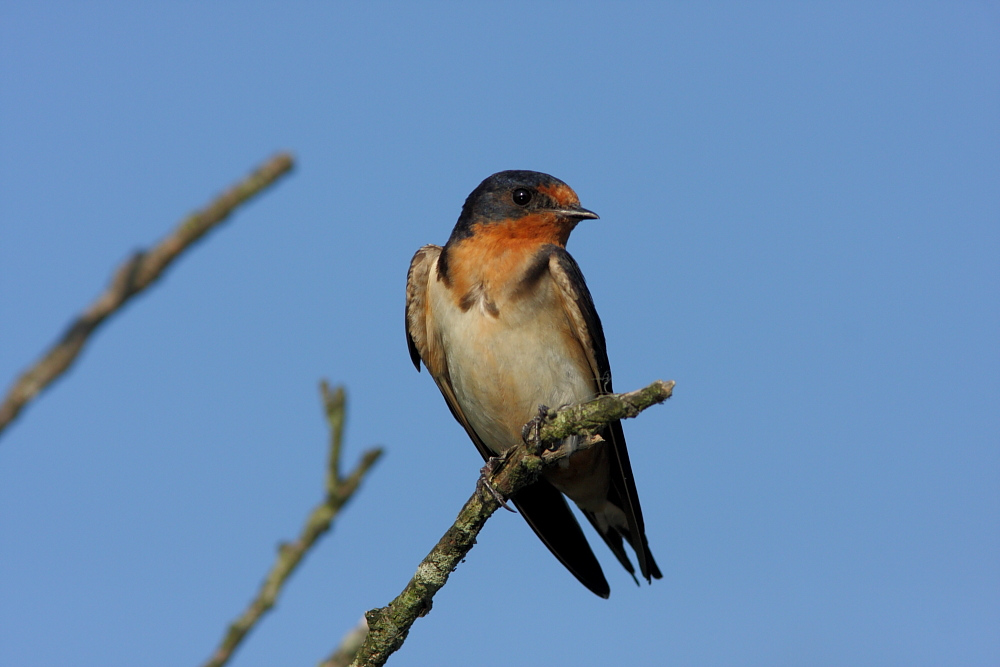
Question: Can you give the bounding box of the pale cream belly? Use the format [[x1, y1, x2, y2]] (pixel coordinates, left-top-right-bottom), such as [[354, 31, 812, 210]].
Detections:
[[435, 289, 596, 454]]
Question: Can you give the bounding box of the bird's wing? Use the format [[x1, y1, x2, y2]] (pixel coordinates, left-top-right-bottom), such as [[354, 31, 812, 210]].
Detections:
[[548, 247, 662, 581], [405, 244, 611, 597], [405, 244, 441, 373]]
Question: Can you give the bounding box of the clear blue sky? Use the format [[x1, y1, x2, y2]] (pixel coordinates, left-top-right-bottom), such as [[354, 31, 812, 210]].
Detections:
[[1, 3, 997, 666]]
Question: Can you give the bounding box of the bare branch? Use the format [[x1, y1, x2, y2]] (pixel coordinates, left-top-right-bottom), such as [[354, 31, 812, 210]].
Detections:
[[0, 152, 295, 440], [201, 382, 383, 667], [350, 380, 674, 667]]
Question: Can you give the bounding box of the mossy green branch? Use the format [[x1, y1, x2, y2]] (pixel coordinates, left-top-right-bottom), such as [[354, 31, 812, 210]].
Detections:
[[349, 379, 674, 667], [536, 379, 676, 453]]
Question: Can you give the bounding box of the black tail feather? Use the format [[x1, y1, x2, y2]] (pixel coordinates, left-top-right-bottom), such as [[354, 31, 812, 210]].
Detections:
[[512, 480, 611, 598], [605, 419, 662, 582], [583, 510, 640, 586]]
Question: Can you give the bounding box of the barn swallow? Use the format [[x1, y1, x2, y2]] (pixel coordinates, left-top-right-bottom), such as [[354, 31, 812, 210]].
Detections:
[[405, 170, 661, 597]]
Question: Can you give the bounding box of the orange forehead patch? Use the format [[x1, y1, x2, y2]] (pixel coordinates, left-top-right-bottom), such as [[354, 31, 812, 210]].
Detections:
[[536, 182, 580, 208]]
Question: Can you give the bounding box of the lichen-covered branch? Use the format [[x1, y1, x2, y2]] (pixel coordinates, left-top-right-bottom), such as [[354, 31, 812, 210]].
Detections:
[[0, 152, 295, 440], [349, 379, 674, 667], [201, 382, 383, 667]]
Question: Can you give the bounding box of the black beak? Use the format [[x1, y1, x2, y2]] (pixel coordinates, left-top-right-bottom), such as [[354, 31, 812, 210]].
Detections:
[[554, 206, 600, 221]]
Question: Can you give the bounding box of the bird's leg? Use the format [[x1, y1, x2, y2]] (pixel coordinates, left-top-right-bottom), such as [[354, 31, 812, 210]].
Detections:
[[521, 403, 552, 455], [478, 455, 516, 512]]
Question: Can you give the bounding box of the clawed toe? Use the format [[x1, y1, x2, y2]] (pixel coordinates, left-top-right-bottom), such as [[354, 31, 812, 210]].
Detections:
[[521, 404, 552, 453], [478, 456, 515, 512]]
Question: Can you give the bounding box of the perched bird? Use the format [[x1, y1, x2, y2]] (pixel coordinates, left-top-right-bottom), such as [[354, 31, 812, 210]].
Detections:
[[405, 170, 661, 597]]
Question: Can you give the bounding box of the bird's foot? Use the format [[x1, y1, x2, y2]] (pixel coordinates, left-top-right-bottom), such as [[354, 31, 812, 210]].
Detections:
[[478, 455, 516, 512], [521, 404, 552, 454]]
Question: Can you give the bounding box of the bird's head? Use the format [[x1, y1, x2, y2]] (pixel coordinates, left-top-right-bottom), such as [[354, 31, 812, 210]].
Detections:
[[447, 170, 599, 247]]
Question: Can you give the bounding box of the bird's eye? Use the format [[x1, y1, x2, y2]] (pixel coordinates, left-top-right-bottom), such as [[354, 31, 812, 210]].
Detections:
[[512, 188, 532, 206]]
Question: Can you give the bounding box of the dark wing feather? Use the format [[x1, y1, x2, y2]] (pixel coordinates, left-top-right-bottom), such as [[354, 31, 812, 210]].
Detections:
[[406, 328, 422, 372], [548, 247, 661, 582], [405, 244, 611, 597]]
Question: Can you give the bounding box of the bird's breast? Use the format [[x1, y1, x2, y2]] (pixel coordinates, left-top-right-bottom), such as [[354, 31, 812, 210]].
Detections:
[[428, 250, 595, 454]]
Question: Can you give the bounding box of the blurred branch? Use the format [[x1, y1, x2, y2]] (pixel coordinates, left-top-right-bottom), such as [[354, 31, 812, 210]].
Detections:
[[201, 382, 383, 667], [319, 617, 370, 667], [0, 152, 295, 440], [349, 380, 675, 667]]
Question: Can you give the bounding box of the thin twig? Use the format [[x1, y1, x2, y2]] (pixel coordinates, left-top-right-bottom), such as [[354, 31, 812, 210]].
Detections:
[[0, 152, 295, 440], [350, 380, 675, 667], [201, 382, 383, 667]]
